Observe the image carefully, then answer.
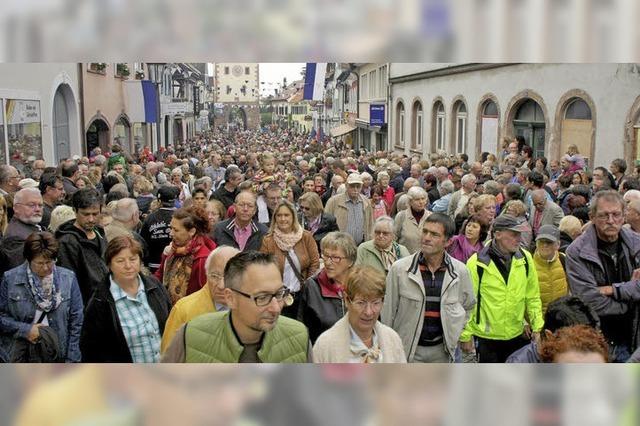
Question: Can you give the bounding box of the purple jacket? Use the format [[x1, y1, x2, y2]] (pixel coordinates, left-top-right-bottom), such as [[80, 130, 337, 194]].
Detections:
[[566, 224, 640, 350], [447, 235, 483, 264]]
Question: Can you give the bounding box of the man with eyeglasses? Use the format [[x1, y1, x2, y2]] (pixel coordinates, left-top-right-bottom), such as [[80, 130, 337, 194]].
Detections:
[[162, 251, 311, 363], [160, 246, 240, 353], [0, 188, 44, 275], [382, 213, 475, 363], [567, 190, 640, 362], [324, 173, 373, 246], [529, 189, 564, 241]]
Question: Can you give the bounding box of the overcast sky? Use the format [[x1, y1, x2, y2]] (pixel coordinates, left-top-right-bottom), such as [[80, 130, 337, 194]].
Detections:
[[259, 63, 305, 96]]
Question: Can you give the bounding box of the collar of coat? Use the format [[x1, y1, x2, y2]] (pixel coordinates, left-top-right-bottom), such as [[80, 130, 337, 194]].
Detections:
[[316, 269, 344, 298], [225, 218, 259, 233], [475, 241, 525, 267], [406, 250, 458, 281], [572, 223, 640, 266]]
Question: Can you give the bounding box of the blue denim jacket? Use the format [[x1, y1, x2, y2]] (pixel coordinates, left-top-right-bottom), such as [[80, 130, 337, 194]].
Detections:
[[0, 262, 84, 362]]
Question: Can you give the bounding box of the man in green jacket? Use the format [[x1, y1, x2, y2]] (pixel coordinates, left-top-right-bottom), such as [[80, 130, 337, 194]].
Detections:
[[460, 214, 544, 363], [162, 251, 311, 363]]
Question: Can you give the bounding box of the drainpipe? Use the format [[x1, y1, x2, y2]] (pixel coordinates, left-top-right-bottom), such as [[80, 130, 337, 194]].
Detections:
[[78, 63, 86, 157]]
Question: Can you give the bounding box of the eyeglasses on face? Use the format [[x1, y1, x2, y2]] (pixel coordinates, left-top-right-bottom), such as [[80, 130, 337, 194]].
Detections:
[[594, 212, 623, 221], [348, 298, 384, 311], [15, 202, 44, 210], [231, 287, 290, 307], [322, 254, 346, 264]]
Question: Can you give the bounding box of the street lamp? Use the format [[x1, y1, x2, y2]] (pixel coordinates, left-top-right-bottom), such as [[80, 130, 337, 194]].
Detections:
[[146, 63, 165, 151]]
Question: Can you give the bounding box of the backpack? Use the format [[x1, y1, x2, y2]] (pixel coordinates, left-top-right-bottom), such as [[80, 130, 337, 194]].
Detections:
[[475, 249, 530, 324]]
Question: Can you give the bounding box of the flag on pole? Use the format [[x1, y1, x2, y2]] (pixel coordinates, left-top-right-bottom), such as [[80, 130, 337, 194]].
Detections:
[[303, 63, 327, 101], [124, 80, 158, 123]]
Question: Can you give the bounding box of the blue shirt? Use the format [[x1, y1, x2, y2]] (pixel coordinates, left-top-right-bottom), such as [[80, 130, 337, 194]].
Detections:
[[109, 275, 161, 363]]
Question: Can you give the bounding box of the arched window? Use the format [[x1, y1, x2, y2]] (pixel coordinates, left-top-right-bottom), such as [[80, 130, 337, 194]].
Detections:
[[433, 101, 445, 151], [411, 101, 423, 149], [483, 100, 498, 117], [479, 98, 500, 155], [453, 101, 467, 153], [513, 99, 545, 158], [396, 102, 405, 148], [53, 86, 70, 162], [565, 98, 592, 120]]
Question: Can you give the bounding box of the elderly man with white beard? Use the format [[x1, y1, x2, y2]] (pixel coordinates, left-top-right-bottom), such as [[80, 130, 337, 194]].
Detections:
[[0, 188, 43, 275]]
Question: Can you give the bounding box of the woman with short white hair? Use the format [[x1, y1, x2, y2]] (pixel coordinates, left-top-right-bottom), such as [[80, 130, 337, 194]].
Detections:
[[394, 186, 431, 254]]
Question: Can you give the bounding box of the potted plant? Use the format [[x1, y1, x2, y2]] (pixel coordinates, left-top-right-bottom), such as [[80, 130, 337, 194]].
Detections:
[[116, 63, 130, 77], [135, 70, 145, 80], [91, 63, 107, 72]]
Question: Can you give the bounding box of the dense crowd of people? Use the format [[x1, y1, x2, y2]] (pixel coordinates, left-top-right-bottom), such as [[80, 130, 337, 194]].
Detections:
[[0, 126, 638, 363]]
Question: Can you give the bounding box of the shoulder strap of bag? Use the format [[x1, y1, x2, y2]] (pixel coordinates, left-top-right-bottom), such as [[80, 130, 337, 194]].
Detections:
[[36, 310, 47, 324], [558, 252, 567, 273], [284, 250, 305, 287], [476, 263, 484, 325]]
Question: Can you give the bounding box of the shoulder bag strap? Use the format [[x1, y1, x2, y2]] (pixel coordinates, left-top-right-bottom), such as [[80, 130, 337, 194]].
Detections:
[[284, 250, 305, 287]]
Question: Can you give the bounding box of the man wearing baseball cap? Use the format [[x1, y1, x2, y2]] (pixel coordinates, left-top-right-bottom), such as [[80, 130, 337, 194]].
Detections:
[[533, 225, 569, 314], [140, 185, 180, 273], [460, 214, 544, 362], [324, 172, 373, 245]]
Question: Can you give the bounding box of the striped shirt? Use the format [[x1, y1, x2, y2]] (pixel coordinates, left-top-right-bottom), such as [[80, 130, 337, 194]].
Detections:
[[417, 254, 445, 346], [345, 197, 365, 245], [109, 275, 161, 363]]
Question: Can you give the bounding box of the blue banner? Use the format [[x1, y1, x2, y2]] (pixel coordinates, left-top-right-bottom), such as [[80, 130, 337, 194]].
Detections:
[[370, 104, 385, 126]]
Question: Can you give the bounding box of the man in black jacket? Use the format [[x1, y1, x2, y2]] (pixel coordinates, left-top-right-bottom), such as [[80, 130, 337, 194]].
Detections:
[[213, 191, 267, 252], [140, 185, 179, 273], [0, 188, 43, 275], [55, 188, 109, 305]]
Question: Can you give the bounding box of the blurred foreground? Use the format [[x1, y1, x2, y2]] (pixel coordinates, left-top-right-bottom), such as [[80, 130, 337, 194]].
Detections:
[[3, 364, 637, 426]]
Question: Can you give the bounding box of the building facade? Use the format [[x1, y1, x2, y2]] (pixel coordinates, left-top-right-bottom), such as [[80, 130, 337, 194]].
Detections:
[[213, 63, 260, 130], [390, 63, 640, 167], [0, 63, 82, 169], [356, 63, 389, 152]]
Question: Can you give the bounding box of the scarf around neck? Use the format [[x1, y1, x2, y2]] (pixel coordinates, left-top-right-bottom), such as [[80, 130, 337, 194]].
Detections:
[[26, 264, 61, 313], [163, 234, 206, 304], [273, 226, 304, 252]]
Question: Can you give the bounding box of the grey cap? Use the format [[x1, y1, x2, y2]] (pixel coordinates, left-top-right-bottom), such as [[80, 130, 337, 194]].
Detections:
[[536, 224, 560, 243], [493, 214, 524, 233]]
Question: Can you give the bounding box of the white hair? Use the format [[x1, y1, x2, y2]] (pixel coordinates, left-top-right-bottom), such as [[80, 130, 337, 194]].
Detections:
[[439, 180, 454, 195], [374, 215, 395, 232], [205, 246, 241, 274], [14, 187, 41, 204], [111, 198, 139, 222], [623, 189, 640, 203], [407, 186, 428, 200]]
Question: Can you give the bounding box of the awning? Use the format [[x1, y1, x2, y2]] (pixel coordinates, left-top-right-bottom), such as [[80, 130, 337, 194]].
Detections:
[[330, 123, 357, 137]]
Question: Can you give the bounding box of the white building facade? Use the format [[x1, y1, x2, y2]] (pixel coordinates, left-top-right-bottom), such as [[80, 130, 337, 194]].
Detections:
[[0, 63, 81, 169], [390, 63, 640, 167]]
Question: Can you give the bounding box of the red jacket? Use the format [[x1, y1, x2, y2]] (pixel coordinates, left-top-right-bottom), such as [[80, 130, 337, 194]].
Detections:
[[155, 235, 217, 297]]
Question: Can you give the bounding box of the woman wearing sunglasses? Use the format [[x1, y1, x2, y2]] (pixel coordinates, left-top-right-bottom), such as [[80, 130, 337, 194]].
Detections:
[[297, 231, 356, 344]]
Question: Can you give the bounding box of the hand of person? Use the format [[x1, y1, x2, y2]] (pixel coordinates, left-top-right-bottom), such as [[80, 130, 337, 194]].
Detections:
[[523, 324, 532, 339], [459, 339, 475, 353], [632, 269, 640, 281], [598, 286, 614, 297], [26, 324, 43, 343], [531, 332, 541, 346]]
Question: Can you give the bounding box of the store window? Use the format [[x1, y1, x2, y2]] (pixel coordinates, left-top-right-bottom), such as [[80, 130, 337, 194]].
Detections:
[[5, 99, 42, 169]]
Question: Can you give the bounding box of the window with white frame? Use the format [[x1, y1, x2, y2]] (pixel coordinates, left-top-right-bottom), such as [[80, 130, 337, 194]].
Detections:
[[435, 102, 445, 150], [412, 101, 423, 149], [378, 65, 387, 98], [369, 69, 376, 99], [396, 102, 405, 147], [455, 102, 467, 153], [361, 73, 368, 101]]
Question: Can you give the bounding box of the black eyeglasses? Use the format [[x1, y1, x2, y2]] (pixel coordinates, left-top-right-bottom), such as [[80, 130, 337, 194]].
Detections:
[[230, 287, 290, 307]]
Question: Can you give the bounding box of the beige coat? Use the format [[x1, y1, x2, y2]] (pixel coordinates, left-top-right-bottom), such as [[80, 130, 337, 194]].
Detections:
[[324, 193, 374, 242], [394, 207, 431, 254], [313, 315, 407, 363]]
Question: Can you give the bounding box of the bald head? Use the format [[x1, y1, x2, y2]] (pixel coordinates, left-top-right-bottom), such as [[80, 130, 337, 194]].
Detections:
[[206, 246, 242, 305], [532, 189, 548, 212]]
